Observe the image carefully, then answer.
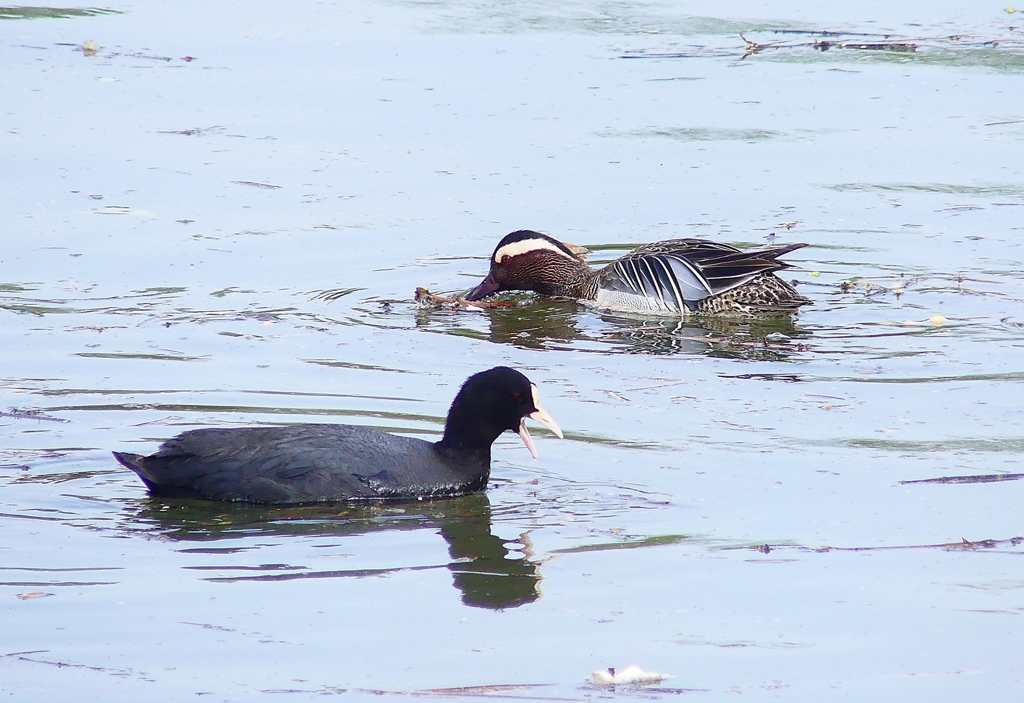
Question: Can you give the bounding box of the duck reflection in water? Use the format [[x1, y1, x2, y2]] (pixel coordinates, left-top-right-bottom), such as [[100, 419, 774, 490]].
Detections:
[[595, 309, 811, 359], [127, 493, 541, 610], [418, 300, 810, 360], [415, 298, 583, 351]]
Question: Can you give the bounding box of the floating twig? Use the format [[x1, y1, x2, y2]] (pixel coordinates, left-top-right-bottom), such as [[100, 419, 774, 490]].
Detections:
[[812, 536, 1022, 553], [414, 287, 518, 310], [726, 535, 1024, 554], [0, 408, 68, 423], [231, 180, 281, 189], [157, 126, 224, 137], [901, 473, 1024, 485], [623, 30, 1021, 61]]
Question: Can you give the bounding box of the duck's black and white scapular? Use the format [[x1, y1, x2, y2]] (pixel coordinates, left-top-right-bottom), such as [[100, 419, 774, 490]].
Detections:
[[113, 366, 562, 504], [465, 230, 811, 316]]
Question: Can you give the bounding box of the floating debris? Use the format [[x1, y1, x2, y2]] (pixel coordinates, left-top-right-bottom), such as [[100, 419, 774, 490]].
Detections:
[[727, 536, 1024, 554], [901, 473, 1024, 485], [124, 51, 173, 61], [591, 665, 673, 686], [92, 206, 156, 217], [16, 592, 54, 600], [813, 536, 1023, 553], [817, 40, 917, 52], [414, 287, 517, 310], [1, 408, 68, 423], [2, 7, 120, 19], [158, 126, 225, 137], [622, 30, 1023, 62], [356, 684, 559, 697], [231, 180, 282, 189]]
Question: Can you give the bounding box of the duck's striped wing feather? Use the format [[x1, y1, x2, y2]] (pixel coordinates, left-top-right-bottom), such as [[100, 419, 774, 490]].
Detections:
[[630, 240, 807, 295], [631, 238, 742, 261], [597, 252, 714, 313]]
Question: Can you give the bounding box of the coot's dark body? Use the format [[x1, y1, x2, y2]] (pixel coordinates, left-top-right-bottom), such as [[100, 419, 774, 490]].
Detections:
[[113, 367, 561, 504], [115, 424, 491, 503]]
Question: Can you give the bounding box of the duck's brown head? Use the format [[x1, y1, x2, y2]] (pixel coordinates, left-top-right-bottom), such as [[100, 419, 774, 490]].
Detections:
[[465, 230, 589, 300]]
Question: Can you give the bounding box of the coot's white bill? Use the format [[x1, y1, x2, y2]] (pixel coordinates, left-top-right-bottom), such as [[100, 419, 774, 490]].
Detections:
[[517, 384, 563, 459]]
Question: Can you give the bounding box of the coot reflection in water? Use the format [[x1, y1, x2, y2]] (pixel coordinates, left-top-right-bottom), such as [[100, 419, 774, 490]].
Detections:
[[125, 493, 540, 609]]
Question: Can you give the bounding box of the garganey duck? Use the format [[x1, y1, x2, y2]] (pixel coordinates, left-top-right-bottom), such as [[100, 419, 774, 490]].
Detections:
[[465, 230, 811, 316]]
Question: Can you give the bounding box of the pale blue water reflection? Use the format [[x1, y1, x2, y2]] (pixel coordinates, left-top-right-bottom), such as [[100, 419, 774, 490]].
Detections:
[[3, 1, 1024, 700]]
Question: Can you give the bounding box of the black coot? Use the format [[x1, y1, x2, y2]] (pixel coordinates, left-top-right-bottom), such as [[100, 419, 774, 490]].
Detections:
[[113, 366, 562, 504]]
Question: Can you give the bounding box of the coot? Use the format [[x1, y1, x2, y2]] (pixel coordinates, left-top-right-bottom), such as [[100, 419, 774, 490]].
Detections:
[[113, 366, 562, 504]]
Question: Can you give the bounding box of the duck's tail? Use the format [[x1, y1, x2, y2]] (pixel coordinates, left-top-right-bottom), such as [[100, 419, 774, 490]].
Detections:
[[688, 242, 807, 295]]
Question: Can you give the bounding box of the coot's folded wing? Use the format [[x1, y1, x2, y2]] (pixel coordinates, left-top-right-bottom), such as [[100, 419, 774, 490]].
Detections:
[[121, 425, 453, 503]]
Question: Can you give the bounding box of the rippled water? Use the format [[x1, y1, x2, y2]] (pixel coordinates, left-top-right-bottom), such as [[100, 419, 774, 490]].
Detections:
[[3, 1, 1024, 700]]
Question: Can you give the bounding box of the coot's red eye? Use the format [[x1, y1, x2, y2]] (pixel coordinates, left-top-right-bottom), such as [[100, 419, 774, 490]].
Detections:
[[513, 393, 522, 402]]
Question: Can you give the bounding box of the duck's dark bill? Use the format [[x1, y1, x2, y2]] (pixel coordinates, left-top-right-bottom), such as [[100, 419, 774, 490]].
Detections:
[[517, 385, 563, 459], [465, 275, 499, 301]]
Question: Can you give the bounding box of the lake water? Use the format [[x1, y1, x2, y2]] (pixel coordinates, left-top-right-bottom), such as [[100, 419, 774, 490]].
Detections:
[[3, 1, 1024, 700]]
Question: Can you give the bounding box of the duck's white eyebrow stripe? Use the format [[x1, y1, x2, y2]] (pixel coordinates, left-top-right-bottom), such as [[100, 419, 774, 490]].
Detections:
[[494, 239, 577, 264]]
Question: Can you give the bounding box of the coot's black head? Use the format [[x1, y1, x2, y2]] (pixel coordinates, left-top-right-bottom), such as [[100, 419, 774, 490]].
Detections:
[[465, 230, 588, 300], [441, 366, 562, 457]]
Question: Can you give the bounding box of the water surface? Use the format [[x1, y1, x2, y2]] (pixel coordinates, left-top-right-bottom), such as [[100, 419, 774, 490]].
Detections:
[[3, 1, 1024, 700]]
